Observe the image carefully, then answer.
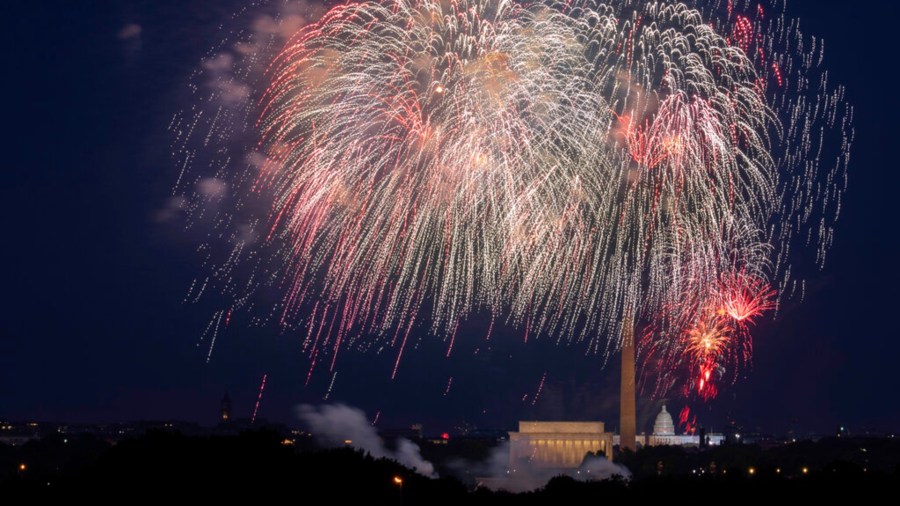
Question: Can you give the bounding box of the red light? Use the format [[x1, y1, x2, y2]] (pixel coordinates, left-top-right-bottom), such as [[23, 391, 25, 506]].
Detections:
[[441, 432, 450, 440]]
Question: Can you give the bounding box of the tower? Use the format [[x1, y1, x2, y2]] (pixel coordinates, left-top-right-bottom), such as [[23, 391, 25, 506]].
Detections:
[[220, 392, 232, 423], [619, 320, 636, 451]]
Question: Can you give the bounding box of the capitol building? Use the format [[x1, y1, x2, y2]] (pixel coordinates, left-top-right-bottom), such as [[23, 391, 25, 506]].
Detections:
[[613, 404, 724, 448]]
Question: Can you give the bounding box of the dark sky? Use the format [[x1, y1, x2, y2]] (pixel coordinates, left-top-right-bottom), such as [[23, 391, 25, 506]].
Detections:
[[2, 0, 898, 436]]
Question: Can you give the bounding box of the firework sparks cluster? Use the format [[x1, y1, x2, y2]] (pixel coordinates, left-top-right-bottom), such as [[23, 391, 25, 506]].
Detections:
[[171, 0, 852, 400]]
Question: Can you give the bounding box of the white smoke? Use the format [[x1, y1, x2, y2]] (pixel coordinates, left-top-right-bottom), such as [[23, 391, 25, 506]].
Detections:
[[197, 177, 228, 198], [117, 23, 142, 40], [297, 403, 437, 478], [452, 442, 630, 493], [203, 1, 327, 107], [155, 196, 187, 223]]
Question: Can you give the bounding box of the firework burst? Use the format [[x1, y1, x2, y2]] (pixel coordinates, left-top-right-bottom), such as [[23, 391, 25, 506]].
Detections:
[[171, 0, 852, 397]]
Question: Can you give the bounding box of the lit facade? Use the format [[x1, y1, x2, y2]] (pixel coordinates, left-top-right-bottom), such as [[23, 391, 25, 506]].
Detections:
[[508, 421, 614, 468], [613, 405, 724, 447]]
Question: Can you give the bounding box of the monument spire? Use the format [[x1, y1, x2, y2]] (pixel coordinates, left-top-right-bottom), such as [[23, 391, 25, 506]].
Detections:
[[620, 316, 636, 451]]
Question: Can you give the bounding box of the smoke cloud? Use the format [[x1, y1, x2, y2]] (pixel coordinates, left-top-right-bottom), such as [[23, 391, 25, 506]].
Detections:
[[197, 177, 228, 198], [451, 441, 630, 493], [297, 404, 436, 477], [155, 196, 187, 223], [117, 23, 142, 40], [202, 1, 326, 107]]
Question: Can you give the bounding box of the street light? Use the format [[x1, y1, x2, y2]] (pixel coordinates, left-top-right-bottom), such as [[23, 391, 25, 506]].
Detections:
[[393, 476, 404, 506]]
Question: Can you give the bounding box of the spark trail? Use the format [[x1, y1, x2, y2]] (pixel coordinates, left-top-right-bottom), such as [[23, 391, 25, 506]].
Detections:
[[172, 0, 852, 400], [252, 373, 267, 423]]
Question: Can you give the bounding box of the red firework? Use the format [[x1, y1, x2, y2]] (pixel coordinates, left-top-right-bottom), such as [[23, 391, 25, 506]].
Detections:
[[715, 271, 776, 324], [682, 314, 734, 400], [641, 268, 775, 402]]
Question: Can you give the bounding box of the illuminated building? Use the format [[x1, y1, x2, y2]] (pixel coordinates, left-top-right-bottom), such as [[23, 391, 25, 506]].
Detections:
[[646, 404, 691, 446], [613, 404, 724, 447], [508, 421, 614, 468]]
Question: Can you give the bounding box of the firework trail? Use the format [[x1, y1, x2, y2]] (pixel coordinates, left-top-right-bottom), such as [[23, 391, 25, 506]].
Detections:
[[323, 370, 338, 400], [531, 372, 547, 406], [172, 0, 852, 400], [252, 373, 268, 423]]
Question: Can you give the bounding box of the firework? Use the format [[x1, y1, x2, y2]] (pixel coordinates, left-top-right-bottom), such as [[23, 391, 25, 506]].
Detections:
[[172, 0, 851, 397], [716, 270, 776, 324], [252, 373, 268, 424]]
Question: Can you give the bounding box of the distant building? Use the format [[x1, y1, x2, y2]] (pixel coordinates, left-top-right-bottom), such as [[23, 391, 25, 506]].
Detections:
[[613, 404, 723, 447], [646, 404, 694, 446], [508, 421, 614, 469], [378, 425, 423, 442]]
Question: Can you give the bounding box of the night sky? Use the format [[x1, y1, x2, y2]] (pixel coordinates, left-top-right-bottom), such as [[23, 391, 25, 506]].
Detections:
[[3, 0, 898, 436]]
